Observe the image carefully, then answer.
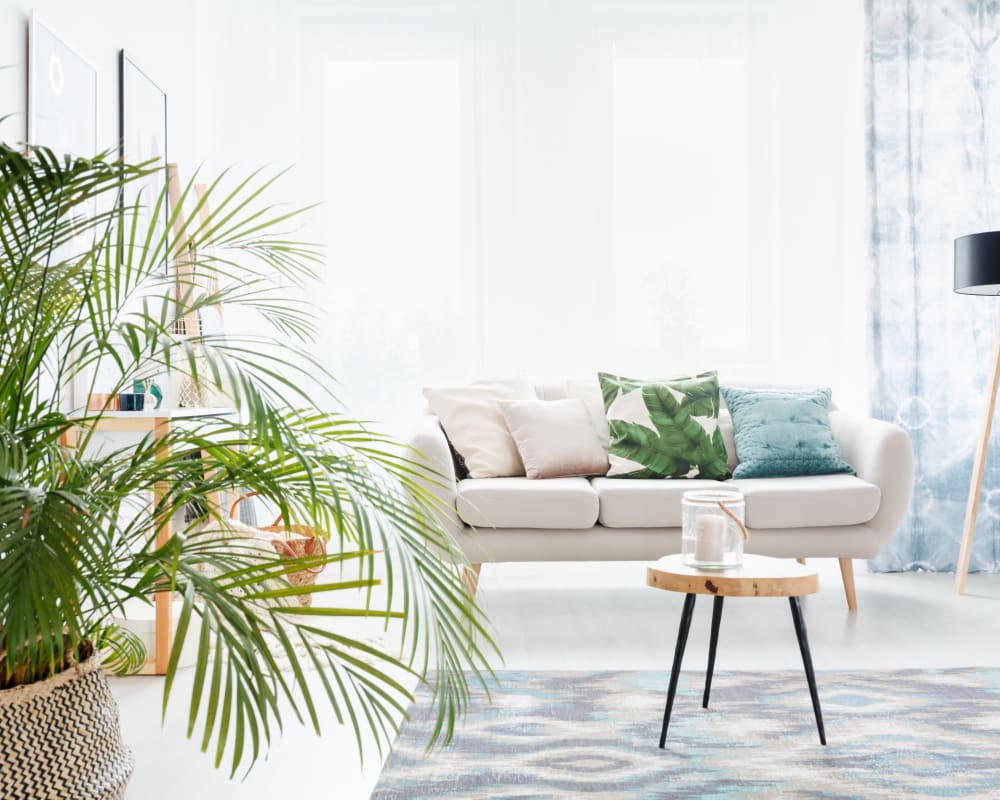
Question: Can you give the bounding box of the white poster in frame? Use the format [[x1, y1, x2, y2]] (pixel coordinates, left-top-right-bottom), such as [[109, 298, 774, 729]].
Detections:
[[27, 13, 98, 157], [119, 50, 168, 272]]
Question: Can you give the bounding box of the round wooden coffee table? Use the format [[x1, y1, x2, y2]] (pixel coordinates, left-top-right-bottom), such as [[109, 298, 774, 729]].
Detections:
[[647, 554, 825, 747]]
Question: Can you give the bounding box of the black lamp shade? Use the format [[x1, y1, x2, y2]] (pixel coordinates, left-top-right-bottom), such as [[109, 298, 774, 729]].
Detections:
[[956, 231, 1000, 294]]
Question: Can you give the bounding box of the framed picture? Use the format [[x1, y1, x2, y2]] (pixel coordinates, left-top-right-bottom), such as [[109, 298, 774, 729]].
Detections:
[[27, 13, 97, 157], [119, 50, 168, 271]]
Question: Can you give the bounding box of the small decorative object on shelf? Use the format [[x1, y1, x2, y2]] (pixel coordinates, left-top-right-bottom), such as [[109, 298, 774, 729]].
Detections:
[[681, 489, 748, 569], [177, 374, 203, 408], [117, 393, 145, 412], [87, 393, 118, 411], [132, 376, 163, 409]]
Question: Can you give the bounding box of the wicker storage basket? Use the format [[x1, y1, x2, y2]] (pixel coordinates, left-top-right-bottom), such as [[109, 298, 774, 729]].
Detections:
[[230, 495, 327, 607], [0, 654, 133, 800]]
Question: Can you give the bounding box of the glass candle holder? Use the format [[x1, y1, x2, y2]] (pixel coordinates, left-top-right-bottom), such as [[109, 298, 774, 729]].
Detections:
[[681, 489, 747, 570]]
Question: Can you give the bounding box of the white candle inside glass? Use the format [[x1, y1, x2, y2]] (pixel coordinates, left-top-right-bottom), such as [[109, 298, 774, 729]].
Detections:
[[694, 515, 726, 563]]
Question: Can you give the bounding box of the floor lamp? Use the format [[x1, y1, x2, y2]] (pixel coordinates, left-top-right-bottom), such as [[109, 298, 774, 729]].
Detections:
[[955, 231, 1000, 593]]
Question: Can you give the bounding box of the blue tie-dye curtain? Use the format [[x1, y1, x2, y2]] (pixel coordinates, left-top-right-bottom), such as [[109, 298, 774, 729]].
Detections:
[[868, 0, 1000, 571]]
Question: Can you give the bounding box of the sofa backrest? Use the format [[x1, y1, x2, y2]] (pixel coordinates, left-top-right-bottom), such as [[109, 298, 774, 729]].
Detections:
[[530, 379, 838, 410], [532, 380, 573, 401]]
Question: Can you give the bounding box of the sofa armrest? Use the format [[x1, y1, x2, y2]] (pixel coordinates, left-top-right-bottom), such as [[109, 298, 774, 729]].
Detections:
[[830, 411, 914, 550], [405, 415, 463, 537]]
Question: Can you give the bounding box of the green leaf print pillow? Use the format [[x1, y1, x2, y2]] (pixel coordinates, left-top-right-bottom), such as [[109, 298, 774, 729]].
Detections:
[[598, 371, 730, 480]]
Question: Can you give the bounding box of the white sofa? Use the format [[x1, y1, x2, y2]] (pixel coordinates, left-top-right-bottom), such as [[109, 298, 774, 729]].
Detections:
[[407, 381, 914, 610]]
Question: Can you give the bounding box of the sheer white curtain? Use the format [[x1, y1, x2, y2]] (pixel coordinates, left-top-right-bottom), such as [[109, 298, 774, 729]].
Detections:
[[283, 0, 864, 428]]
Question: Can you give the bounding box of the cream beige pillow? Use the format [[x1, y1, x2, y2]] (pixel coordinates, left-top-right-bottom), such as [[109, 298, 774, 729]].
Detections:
[[423, 380, 534, 478], [499, 398, 609, 479]]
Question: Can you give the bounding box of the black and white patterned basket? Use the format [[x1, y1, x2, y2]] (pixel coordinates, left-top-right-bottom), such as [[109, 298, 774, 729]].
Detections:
[[0, 655, 133, 800]]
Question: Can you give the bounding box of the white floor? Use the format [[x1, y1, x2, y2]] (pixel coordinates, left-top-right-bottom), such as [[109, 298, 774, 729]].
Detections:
[[112, 559, 1000, 799]]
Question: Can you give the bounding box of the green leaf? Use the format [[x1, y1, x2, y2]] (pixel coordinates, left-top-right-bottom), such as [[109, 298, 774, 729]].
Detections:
[[602, 372, 729, 480]]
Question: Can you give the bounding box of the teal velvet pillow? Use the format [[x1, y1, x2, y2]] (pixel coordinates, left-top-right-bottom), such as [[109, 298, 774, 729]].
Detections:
[[719, 387, 854, 479]]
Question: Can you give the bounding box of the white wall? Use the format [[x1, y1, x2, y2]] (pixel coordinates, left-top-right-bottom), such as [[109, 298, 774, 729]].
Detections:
[[0, 0, 317, 197], [0, 1, 225, 172]]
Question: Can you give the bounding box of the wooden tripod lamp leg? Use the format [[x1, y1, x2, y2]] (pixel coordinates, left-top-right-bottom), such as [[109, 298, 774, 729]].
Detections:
[[956, 314, 1000, 594]]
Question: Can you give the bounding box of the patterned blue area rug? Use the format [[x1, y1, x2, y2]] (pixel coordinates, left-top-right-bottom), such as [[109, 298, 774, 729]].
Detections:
[[372, 669, 1000, 799]]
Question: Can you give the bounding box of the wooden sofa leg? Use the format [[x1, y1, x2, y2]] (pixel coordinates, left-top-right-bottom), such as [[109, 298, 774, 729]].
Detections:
[[839, 558, 858, 611], [462, 563, 482, 600]]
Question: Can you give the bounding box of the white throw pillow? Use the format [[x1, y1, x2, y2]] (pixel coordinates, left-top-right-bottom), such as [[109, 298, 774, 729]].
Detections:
[[423, 380, 535, 478], [499, 398, 609, 479], [565, 380, 611, 449]]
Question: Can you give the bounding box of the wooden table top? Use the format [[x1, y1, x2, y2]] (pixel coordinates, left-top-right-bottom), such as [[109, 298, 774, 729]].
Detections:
[[647, 554, 819, 598]]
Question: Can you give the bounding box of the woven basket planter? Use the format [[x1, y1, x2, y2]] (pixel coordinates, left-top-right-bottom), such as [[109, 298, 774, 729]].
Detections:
[[229, 495, 328, 607], [272, 533, 326, 607], [0, 654, 133, 800]]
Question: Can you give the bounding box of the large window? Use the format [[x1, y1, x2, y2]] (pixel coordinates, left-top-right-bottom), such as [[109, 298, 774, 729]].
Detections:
[[613, 54, 750, 356], [291, 1, 864, 426], [313, 23, 477, 424]]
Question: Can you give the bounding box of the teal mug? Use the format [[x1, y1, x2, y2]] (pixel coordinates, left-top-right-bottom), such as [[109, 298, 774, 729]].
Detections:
[[118, 393, 145, 412]]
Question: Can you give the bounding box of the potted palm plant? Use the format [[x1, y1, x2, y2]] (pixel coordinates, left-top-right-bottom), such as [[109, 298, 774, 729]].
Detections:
[[0, 143, 494, 798]]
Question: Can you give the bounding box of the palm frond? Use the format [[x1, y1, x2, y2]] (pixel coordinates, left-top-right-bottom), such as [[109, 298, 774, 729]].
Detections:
[[0, 141, 497, 773]]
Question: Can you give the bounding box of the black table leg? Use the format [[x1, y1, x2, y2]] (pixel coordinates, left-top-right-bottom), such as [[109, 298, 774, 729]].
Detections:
[[659, 592, 696, 748], [789, 595, 826, 745], [702, 595, 724, 708]]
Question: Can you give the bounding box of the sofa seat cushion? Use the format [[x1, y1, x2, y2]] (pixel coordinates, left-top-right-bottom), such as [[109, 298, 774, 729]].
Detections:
[[593, 475, 880, 529], [456, 477, 599, 529], [729, 475, 881, 529], [593, 478, 725, 528]]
